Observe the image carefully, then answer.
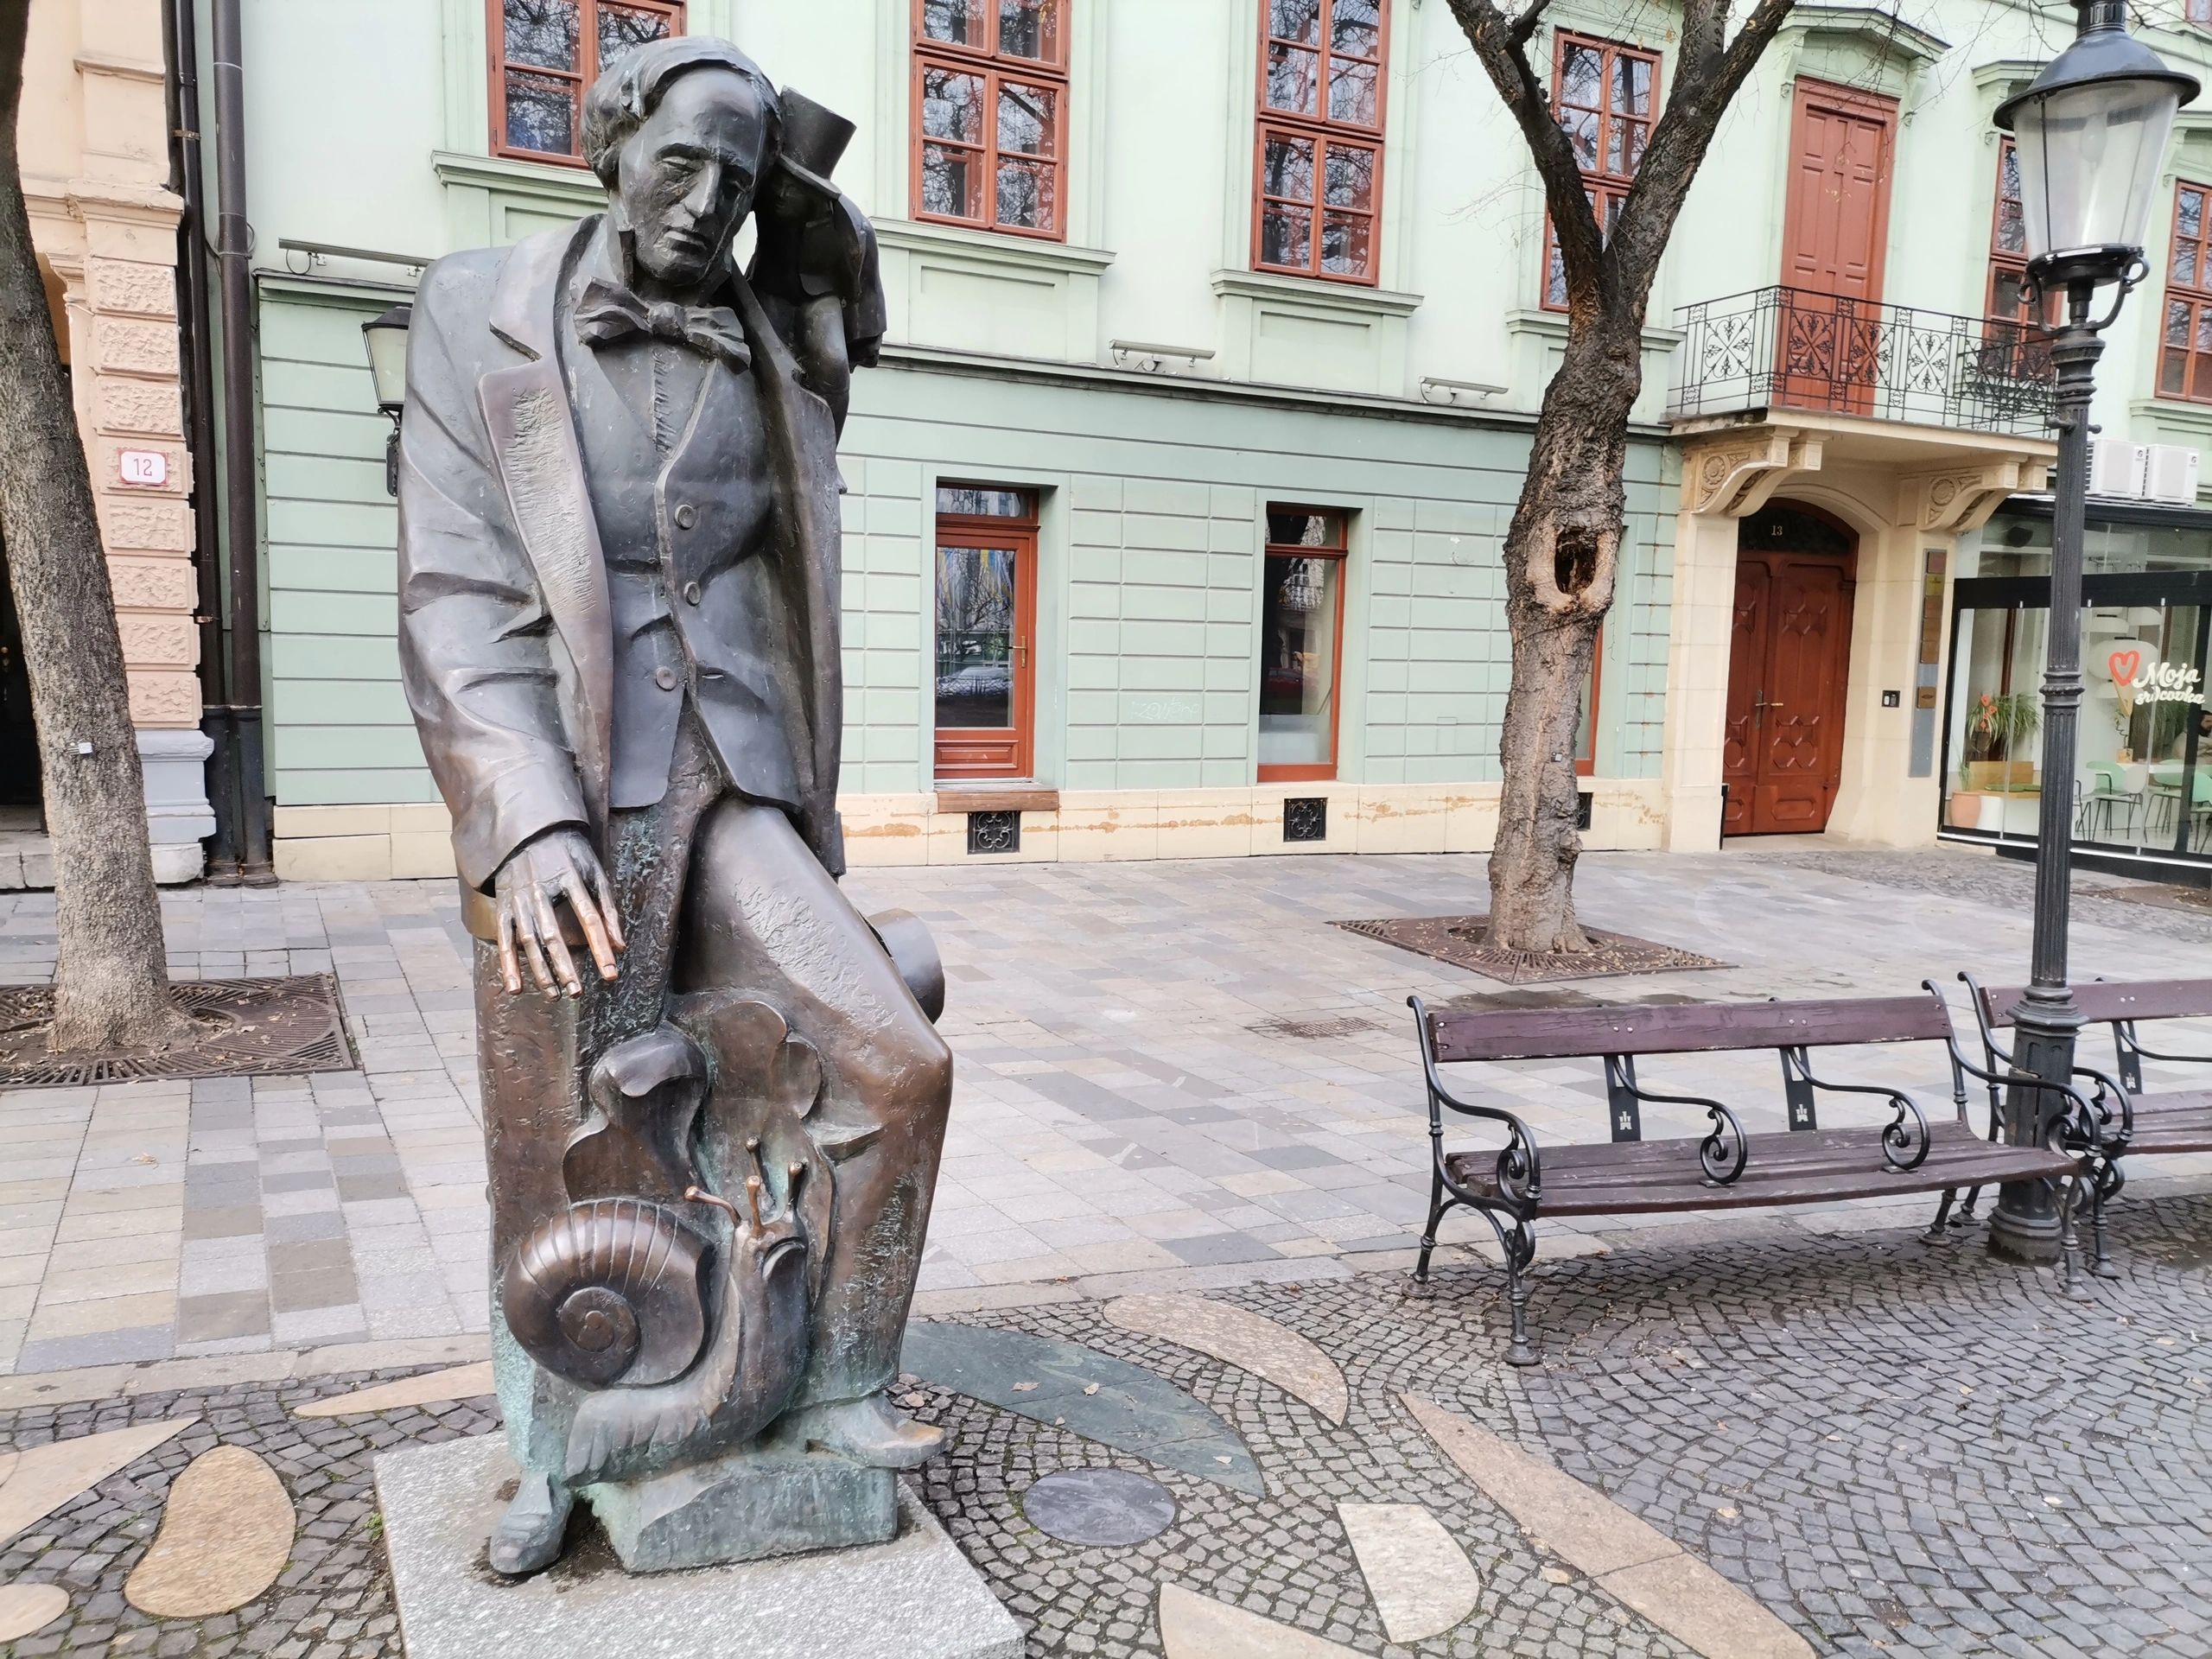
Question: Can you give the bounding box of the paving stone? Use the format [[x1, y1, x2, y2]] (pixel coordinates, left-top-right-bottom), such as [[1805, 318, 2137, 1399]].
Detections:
[[291, 1362, 493, 1419], [1336, 1503, 1481, 1643], [123, 1446, 295, 1618], [901, 1321, 1262, 1496], [0, 1581, 67, 1641], [1156, 1583, 1366, 1656], [1104, 1293, 1348, 1424], [0, 1419, 194, 1546], [1022, 1469, 1177, 1547]]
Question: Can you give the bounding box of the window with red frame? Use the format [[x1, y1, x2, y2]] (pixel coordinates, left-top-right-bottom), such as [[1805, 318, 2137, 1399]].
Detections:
[[1983, 138, 2054, 376], [2162, 181, 2212, 403], [1253, 0, 1388, 284], [913, 0, 1068, 239], [2191, 0, 2211, 26], [1541, 33, 1656, 309], [492, 0, 683, 164]]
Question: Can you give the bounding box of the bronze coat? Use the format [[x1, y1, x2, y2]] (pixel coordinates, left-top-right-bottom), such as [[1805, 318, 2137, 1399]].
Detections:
[[395, 213, 849, 891]]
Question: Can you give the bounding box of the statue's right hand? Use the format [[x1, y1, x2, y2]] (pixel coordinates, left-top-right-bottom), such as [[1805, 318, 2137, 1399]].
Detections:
[[493, 828, 626, 999]]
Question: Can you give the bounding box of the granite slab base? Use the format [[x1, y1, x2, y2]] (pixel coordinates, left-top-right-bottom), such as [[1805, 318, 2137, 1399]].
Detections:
[[374, 1435, 1022, 1659], [585, 1436, 897, 1571]]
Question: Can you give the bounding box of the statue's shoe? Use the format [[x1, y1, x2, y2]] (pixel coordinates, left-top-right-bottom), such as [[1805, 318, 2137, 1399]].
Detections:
[[791, 1391, 944, 1469], [487, 1470, 573, 1577]]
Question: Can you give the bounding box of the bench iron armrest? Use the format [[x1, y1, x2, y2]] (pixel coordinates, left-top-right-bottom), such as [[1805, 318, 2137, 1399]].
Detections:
[[1408, 997, 1543, 1207], [1609, 1066, 1750, 1186], [1782, 1050, 1931, 1171], [1953, 972, 2012, 1138], [2069, 1061, 2134, 1149], [1956, 971, 2018, 1068], [1921, 1001, 2104, 1155]]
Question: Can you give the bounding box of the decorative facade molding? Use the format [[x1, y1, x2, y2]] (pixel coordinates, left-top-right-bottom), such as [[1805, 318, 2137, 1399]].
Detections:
[[1897, 460, 2047, 534], [1681, 429, 1826, 517]]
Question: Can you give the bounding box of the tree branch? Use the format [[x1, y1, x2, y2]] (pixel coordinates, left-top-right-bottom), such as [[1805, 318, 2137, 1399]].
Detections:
[[1606, 0, 1799, 312], [1444, 0, 1605, 313], [1506, 0, 1553, 52]]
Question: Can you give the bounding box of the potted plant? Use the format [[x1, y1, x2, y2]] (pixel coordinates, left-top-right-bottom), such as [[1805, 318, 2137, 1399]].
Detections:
[[1963, 691, 2040, 790]]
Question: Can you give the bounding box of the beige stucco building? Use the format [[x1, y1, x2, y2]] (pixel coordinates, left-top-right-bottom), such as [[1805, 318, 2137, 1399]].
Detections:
[[8, 0, 209, 883]]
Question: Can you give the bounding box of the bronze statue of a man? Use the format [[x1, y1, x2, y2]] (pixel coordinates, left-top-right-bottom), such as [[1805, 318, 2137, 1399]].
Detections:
[[396, 37, 952, 1576]]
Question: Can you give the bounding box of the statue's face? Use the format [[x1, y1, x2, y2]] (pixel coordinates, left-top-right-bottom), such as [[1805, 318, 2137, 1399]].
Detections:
[[616, 68, 767, 289]]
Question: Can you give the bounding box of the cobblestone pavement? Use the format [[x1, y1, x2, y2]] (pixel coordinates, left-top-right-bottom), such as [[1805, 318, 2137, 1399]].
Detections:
[[4, 1193, 2211, 1656], [0, 1367, 494, 1657], [5, 843, 2212, 1377]]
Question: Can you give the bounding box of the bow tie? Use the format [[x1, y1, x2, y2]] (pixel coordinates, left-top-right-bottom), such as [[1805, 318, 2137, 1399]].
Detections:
[[575, 279, 751, 369]]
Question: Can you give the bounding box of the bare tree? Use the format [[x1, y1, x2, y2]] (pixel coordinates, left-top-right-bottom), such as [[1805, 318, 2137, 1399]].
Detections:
[[0, 0, 188, 1052], [1446, 0, 1797, 951]]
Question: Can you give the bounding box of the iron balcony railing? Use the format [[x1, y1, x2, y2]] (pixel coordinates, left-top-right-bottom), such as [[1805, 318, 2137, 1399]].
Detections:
[[1669, 286, 2056, 437]]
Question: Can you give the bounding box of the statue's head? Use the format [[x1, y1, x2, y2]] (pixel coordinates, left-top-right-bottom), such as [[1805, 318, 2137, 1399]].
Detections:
[[582, 38, 780, 290]]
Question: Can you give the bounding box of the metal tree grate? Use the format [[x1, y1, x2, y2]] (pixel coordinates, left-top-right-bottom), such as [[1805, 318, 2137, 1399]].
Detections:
[[1247, 1014, 1377, 1040], [0, 974, 358, 1088], [1333, 915, 1727, 986]]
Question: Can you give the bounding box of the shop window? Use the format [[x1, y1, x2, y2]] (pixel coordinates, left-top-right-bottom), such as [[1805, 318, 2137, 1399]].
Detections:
[[1946, 512, 2212, 861], [934, 484, 1039, 780], [492, 0, 683, 164], [1253, 0, 1388, 284], [1541, 33, 1656, 310], [1258, 506, 1348, 782], [913, 0, 1069, 239], [2160, 181, 2212, 404], [2192, 0, 2212, 27], [1982, 138, 2055, 377]]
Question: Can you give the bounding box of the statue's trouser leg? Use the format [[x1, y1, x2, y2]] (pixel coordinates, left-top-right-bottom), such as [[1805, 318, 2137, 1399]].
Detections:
[[676, 798, 954, 1408]]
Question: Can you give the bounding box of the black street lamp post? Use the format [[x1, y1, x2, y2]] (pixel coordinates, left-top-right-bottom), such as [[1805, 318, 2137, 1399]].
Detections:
[[1987, 0, 2196, 1264]]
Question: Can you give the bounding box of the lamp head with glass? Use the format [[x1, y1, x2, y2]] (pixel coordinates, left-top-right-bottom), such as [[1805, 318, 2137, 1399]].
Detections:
[[1995, 0, 2199, 305]]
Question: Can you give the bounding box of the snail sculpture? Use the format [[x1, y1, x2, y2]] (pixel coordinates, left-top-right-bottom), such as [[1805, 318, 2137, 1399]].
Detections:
[[497, 1002, 827, 1486]]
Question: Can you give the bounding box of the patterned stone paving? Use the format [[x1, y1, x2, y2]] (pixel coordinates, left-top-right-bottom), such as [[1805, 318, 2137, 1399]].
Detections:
[[3, 1192, 2212, 1654], [7, 845, 2212, 1380]]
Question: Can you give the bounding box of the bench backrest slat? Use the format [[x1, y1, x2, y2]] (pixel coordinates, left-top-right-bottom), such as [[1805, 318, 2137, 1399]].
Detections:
[[1976, 979, 2212, 1028], [1426, 995, 1950, 1063]]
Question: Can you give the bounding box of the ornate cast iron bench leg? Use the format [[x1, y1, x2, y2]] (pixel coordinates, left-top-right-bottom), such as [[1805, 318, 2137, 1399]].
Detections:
[[1414, 1166, 1454, 1286]]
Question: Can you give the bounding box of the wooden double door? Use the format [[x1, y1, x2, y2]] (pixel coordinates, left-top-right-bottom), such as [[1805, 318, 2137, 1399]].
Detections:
[[1723, 510, 1857, 837], [1776, 79, 1897, 415]]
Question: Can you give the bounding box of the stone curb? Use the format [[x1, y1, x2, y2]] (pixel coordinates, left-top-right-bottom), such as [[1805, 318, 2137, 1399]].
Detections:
[[0, 1332, 489, 1412]]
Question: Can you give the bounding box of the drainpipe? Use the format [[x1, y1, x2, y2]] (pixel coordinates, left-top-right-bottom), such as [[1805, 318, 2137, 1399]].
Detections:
[[164, 0, 238, 880], [209, 0, 274, 884]]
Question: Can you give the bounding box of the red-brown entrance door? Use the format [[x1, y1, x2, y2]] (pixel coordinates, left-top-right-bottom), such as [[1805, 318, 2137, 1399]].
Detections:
[[1723, 519, 1857, 836], [1776, 79, 1897, 414]]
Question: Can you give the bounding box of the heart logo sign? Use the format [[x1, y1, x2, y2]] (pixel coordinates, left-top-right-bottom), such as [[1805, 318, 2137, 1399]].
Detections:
[[2108, 649, 2143, 691]]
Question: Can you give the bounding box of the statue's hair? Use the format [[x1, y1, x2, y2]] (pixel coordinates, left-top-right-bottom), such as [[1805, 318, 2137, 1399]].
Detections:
[[581, 36, 782, 188]]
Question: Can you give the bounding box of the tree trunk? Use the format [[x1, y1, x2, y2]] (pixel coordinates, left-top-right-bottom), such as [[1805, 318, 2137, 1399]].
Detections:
[[0, 0, 186, 1052], [1485, 322, 1640, 955]]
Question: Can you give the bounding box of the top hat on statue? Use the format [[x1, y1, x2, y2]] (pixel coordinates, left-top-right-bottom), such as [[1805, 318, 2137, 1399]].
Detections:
[[776, 87, 855, 198]]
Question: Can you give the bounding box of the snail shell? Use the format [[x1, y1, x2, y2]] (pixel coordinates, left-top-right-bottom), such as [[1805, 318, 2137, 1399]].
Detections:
[[501, 1198, 709, 1389]]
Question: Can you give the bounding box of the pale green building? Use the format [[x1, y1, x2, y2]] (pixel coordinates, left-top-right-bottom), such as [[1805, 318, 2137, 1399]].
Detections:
[[159, 0, 2212, 882]]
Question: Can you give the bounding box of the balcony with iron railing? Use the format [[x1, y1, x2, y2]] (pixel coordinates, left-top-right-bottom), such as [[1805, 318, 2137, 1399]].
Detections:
[[1668, 286, 2056, 437]]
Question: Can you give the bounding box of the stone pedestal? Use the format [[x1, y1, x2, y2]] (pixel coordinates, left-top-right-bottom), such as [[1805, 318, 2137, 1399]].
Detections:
[[374, 1434, 1021, 1659], [585, 1437, 897, 1573]]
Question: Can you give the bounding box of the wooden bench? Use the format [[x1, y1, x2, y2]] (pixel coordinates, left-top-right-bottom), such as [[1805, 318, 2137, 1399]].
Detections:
[[1409, 990, 2094, 1365], [1959, 974, 2212, 1274]]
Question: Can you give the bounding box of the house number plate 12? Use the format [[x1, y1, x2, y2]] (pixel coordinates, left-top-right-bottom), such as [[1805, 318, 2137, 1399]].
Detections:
[[118, 449, 169, 487]]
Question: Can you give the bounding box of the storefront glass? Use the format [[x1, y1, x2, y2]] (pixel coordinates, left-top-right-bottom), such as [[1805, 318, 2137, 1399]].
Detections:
[[1944, 507, 2212, 865]]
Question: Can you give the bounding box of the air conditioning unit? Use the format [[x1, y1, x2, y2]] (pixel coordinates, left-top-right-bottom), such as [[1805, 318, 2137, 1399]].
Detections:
[[2144, 442, 2202, 505], [2088, 438, 2147, 499]]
